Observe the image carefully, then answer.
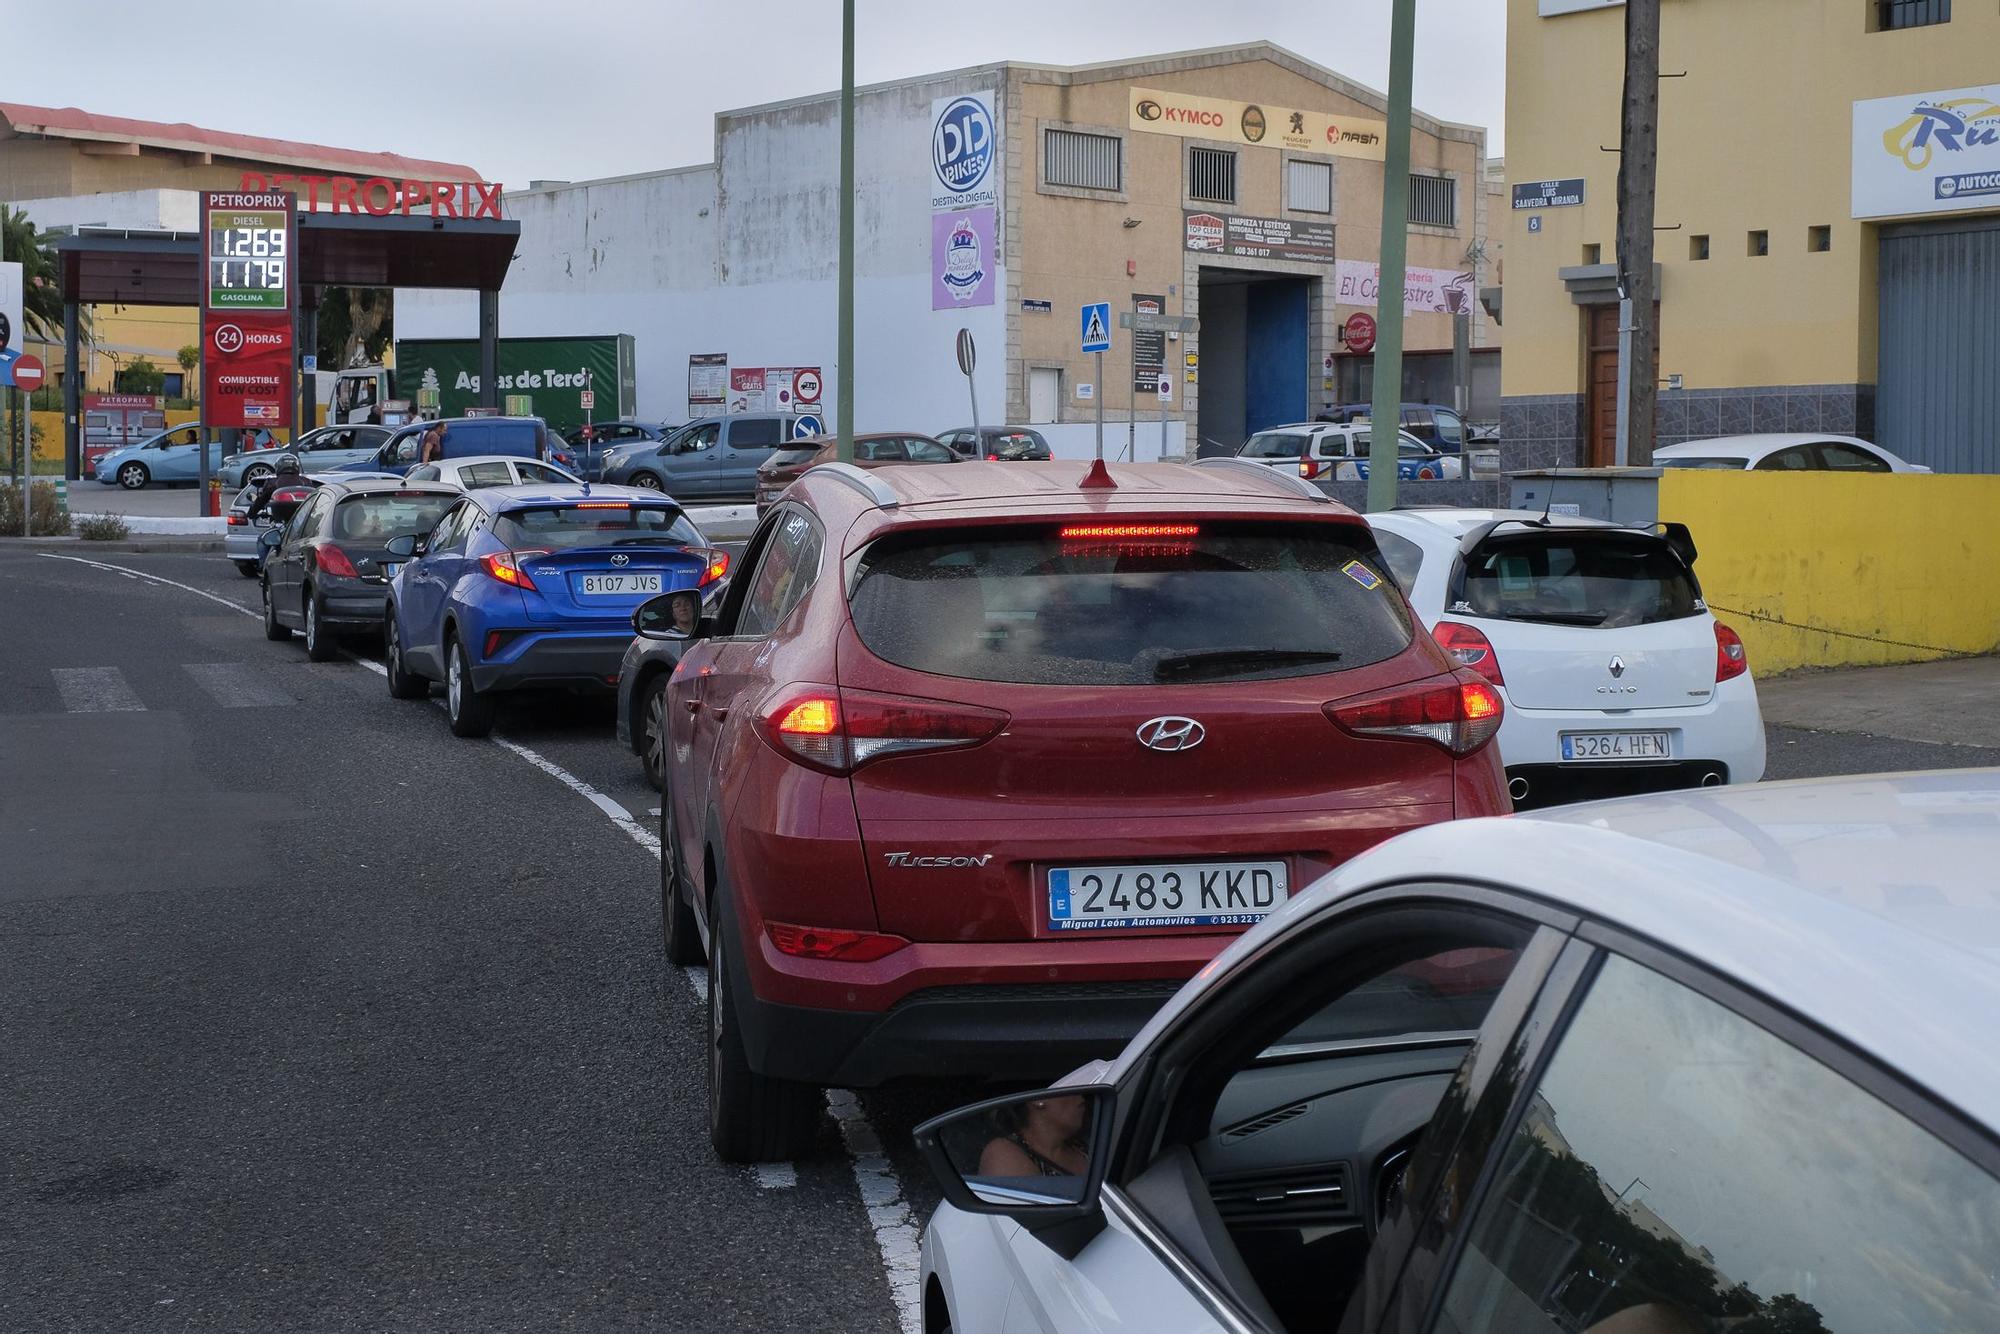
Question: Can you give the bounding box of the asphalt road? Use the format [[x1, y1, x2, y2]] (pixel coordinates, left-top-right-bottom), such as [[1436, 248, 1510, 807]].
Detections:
[[5, 542, 1996, 1331]]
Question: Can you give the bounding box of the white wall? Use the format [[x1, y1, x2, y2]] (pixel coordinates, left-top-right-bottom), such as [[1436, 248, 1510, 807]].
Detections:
[[398, 72, 1008, 437], [14, 189, 199, 232], [1039, 420, 1189, 463]]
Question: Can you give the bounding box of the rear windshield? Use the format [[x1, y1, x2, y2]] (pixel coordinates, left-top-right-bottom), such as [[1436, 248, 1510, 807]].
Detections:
[[1241, 431, 1309, 460], [1657, 457, 1744, 470], [333, 493, 456, 543], [1460, 531, 1701, 628], [850, 521, 1413, 686], [494, 504, 703, 551], [765, 447, 820, 470]]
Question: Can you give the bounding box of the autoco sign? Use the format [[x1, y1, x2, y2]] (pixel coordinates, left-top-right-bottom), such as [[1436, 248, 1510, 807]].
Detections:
[[237, 172, 504, 218]]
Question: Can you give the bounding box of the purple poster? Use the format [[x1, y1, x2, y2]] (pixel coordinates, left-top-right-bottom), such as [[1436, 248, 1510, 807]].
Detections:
[[932, 207, 996, 310]]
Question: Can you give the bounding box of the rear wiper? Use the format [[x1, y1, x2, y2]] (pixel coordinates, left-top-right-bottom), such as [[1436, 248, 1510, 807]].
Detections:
[[1507, 610, 1608, 626], [1152, 648, 1343, 679]]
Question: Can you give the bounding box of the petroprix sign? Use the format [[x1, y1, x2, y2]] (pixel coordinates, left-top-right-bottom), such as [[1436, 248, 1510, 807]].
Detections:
[[238, 172, 504, 218]]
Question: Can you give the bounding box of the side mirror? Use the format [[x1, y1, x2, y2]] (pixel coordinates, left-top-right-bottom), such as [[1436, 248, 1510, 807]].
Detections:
[[384, 533, 421, 559], [914, 1086, 1112, 1260], [257, 527, 285, 552], [633, 589, 703, 641]]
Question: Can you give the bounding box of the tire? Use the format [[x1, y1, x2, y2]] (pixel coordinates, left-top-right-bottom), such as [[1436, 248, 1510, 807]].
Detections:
[[384, 612, 429, 699], [641, 674, 671, 793], [303, 589, 338, 662], [629, 471, 663, 491], [262, 578, 292, 641], [444, 637, 496, 738], [707, 891, 821, 1162], [234, 561, 260, 579], [243, 464, 274, 486], [118, 462, 150, 490], [659, 780, 703, 966]]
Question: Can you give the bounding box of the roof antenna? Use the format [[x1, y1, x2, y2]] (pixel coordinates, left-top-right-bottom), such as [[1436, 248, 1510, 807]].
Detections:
[[1080, 458, 1117, 490], [1535, 466, 1560, 526]]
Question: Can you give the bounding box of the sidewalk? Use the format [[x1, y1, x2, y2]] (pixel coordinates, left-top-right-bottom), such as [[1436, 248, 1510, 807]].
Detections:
[[1760, 656, 2000, 750]]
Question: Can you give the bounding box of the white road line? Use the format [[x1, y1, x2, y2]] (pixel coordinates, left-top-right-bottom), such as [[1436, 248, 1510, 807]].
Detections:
[[51, 667, 145, 713], [753, 1163, 798, 1190], [183, 662, 294, 709], [37, 553, 257, 619], [827, 1089, 923, 1334], [52, 554, 920, 1323]]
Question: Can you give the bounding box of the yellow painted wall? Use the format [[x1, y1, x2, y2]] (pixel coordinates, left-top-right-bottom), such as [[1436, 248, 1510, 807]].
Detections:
[[1660, 471, 2000, 674], [1503, 0, 2000, 398], [32, 305, 203, 394]]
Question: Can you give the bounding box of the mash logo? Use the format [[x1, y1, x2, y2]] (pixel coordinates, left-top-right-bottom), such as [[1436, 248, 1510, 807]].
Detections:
[[1185, 212, 1227, 251], [1884, 97, 2000, 171], [932, 95, 995, 195]]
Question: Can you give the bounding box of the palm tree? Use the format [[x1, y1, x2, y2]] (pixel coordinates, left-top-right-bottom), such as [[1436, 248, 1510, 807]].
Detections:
[[1, 205, 71, 341]]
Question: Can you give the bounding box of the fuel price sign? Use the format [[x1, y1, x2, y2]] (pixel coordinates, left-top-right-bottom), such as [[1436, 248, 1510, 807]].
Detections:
[[203, 192, 294, 310]]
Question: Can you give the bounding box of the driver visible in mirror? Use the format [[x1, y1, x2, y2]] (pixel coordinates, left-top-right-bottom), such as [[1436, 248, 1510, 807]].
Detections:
[[978, 1095, 1088, 1178], [670, 592, 699, 634]]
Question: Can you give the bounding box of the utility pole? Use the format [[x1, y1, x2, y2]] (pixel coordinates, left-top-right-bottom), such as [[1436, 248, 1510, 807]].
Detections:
[[1364, 0, 1416, 513], [835, 0, 856, 464], [1615, 0, 1660, 467]]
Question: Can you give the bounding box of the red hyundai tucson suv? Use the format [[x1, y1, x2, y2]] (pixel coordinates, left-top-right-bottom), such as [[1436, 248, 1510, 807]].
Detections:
[[649, 457, 1508, 1160]]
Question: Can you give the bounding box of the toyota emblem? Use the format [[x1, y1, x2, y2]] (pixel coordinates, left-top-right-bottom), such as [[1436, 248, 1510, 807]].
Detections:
[[610, 553, 630, 567], [1609, 656, 1626, 678], [1136, 716, 1206, 752]]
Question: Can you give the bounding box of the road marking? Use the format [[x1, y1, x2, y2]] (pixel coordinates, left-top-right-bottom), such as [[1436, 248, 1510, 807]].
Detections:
[[827, 1089, 923, 1333], [46, 554, 918, 1323], [51, 667, 145, 713], [183, 662, 294, 709], [753, 1163, 798, 1190]]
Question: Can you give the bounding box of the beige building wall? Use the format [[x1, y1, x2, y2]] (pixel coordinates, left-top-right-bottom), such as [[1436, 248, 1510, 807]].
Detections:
[[1004, 47, 1486, 433]]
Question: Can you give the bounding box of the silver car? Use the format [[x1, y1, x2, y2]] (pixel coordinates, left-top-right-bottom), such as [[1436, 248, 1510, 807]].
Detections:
[[219, 425, 394, 488]]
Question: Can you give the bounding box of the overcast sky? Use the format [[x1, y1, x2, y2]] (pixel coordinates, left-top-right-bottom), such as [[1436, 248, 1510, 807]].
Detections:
[[12, 1, 1506, 187]]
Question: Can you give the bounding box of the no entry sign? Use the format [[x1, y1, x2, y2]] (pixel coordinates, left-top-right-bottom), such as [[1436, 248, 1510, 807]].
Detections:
[[11, 353, 43, 393]]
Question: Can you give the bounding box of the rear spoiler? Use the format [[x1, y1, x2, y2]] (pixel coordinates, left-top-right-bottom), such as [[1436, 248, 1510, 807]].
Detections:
[[1457, 517, 1699, 567]]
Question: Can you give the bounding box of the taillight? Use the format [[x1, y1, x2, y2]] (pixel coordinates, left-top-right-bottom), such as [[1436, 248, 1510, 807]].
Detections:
[[1299, 458, 1323, 481], [481, 548, 548, 590], [986, 453, 1000, 461], [311, 542, 359, 578], [1715, 620, 1748, 682], [1326, 675, 1504, 757], [755, 684, 1010, 775], [765, 921, 909, 963], [684, 546, 730, 587], [1433, 621, 1504, 685], [227, 512, 246, 527]]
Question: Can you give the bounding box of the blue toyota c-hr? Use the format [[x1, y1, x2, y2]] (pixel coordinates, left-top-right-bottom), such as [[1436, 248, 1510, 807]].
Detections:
[[381, 483, 727, 736]]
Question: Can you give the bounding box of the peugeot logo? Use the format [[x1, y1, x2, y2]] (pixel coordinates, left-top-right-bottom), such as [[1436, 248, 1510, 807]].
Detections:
[[1608, 655, 1626, 678], [1137, 716, 1205, 752], [610, 553, 630, 567]]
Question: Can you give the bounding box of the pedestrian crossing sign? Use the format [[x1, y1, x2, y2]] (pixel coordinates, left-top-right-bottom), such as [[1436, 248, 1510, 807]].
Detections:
[[1080, 302, 1112, 354]]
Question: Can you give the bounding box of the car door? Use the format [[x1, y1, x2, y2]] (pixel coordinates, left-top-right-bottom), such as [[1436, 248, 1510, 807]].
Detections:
[[155, 427, 203, 481], [270, 491, 330, 625], [399, 500, 476, 673], [933, 891, 1577, 1334], [659, 419, 722, 497], [719, 416, 784, 496], [1431, 408, 1467, 454], [1389, 931, 2000, 1334]]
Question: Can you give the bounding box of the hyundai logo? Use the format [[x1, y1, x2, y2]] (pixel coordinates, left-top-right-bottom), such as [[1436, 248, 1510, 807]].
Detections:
[[1137, 716, 1205, 752], [1608, 655, 1626, 678], [610, 553, 630, 567]]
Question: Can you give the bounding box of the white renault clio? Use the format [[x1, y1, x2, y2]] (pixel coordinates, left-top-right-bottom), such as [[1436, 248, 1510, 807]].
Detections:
[[1361, 508, 1763, 807]]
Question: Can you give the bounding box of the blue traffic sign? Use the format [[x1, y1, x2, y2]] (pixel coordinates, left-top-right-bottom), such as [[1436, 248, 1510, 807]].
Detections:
[[1079, 302, 1112, 354], [794, 414, 823, 438]]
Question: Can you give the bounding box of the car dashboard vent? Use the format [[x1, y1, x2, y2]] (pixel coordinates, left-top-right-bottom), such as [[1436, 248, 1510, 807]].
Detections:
[[1209, 1163, 1353, 1226], [1222, 1102, 1310, 1141]]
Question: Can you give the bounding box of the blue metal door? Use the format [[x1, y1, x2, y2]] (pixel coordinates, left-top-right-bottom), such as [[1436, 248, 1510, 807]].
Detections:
[[1245, 280, 1309, 435]]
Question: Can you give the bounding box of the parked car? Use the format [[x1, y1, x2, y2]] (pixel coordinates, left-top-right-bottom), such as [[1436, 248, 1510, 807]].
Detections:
[[563, 420, 679, 480], [753, 433, 958, 515], [404, 454, 581, 490], [1239, 423, 1459, 482], [258, 479, 460, 660], [329, 415, 567, 477], [937, 426, 1054, 461], [224, 471, 385, 577], [92, 425, 223, 489], [1365, 507, 1764, 807], [381, 484, 728, 736], [643, 457, 1508, 1161], [915, 769, 2000, 1334], [1654, 433, 1930, 473], [599, 412, 806, 498], [615, 580, 731, 792], [221, 425, 393, 489], [1321, 401, 1472, 453]]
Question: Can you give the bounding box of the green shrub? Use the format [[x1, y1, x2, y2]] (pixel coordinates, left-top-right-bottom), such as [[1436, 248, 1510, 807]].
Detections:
[[75, 512, 129, 541]]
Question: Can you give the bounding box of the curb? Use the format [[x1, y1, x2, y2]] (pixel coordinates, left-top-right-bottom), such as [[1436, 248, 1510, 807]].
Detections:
[[17, 536, 228, 554]]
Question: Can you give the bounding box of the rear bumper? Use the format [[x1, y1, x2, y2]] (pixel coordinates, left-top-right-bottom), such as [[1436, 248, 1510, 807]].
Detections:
[[469, 632, 630, 693], [1493, 674, 1766, 788], [223, 528, 267, 561], [320, 584, 394, 630]]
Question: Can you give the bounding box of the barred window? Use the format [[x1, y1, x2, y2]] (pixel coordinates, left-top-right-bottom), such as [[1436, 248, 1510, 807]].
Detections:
[[1287, 159, 1333, 213], [1188, 146, 1237, 205], [1409, 173, 1457, 229], [1044, 129, 1122, 191], [1877, 0, 1949, 29]]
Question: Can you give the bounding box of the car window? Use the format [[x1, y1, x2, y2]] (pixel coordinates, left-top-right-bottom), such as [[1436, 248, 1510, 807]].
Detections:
[[492, 502, 703, 551], [735, 510, 822, 638], [1815, 442, 1891, 472], [680, 422, 720, 453], [460, 462, 515, 489], [1753, 445, 1817, 471], [404, 465, 441, 483], [1241, 431, 1311, 460], [1372, 529, 1428, 595], [293, 491, 333, 542], [855, 438, 908, 462], [729, 418, 784, 449], [906, 439, 956, 463], [1461, 531, 1700, 629], [850, 520, 1413, 686], [1434, 952, 2000, 1334], [1656, 457, 1746, 470], [333, 493, 457, 544], [431, 501, 477, 552], [516, 462, 571, 484], [1433, 408, 1466, 448]]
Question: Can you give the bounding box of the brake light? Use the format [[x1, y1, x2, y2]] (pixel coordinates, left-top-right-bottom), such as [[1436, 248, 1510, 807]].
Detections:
[[1433, 621, 1504, 685], [756, 685, 1010, 775], [1059, 524, 1200, 540], [1326, 675, 1504, 757], [572, 502, 630, 509], [766, 921, 909, 963], [1715, 620, 1748, 682], [986, 453, 1000, 461], [680, 546, 730, 587], [481, 548, 548, 590], [227, 512, 246, 527], [273, 487, 311, 504], [1299, 458, 1323, 481], [311, 542, 359, 578]]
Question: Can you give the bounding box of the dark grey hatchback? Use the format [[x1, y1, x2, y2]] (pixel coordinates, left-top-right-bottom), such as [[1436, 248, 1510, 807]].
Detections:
[[260, 479, 460, 661]]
